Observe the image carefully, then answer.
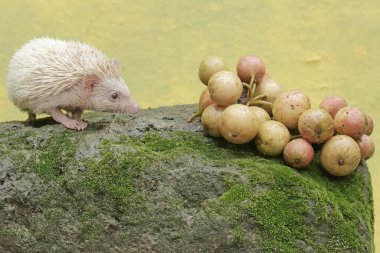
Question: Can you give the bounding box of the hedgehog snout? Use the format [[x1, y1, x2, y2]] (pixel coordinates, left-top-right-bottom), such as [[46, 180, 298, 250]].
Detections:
[[128, 103, 140, 114], [120, 97, 140, 114]]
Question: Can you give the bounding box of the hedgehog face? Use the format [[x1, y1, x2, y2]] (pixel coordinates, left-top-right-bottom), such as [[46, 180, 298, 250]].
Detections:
[[86, 76, 140, 114]]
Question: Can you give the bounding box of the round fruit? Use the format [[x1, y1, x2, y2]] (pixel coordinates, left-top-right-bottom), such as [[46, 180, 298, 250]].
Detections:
[[320, 135, 361, 176], [198, 88, 213, 115], [253, 77, 283, 114], [236, 55, 266, 84], [356, 135, 375, 160], [365, 114, 374, 136], [334, 106, 367, 139], [298, 108, 334, 144], [255, 120, 290, 156], [218, 104, 259, 144], [283, 138, 314, 169], [319, 95, 347, 118], [208, 71, 243, 106], [198, 56, 228, 85], [249, 106, 270, 126], [201, 104, 226, 138], [272, 91, 311, 129]]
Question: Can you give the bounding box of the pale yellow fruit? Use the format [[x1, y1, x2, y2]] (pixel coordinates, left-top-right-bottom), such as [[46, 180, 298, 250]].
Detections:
[[254, 120, 290, 156], [208, 71, 243, 106], [320, 135, 361, 176], [272, 90, 311, 129], [249, 106, 270, 126], [198, 56, 228, 85], [253, 78, 283, 114], [218, 104, 259, 144], [198, 88, 213, 114], [201, 104, 226, 137]]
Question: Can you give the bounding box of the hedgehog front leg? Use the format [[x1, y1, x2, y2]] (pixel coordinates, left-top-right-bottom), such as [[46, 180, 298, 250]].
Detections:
[[47, 108, 83, 131], [71, 109, 88, 130]]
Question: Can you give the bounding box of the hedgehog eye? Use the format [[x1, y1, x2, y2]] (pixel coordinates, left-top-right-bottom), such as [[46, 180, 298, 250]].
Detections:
[[111, 92, 119, 100]]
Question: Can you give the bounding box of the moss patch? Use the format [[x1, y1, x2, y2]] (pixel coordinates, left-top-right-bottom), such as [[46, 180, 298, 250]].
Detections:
[[0, 120, 374, 252]]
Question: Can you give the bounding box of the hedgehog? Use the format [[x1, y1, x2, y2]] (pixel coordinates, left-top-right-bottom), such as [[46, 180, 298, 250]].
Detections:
[[7, 37, 140, 130]]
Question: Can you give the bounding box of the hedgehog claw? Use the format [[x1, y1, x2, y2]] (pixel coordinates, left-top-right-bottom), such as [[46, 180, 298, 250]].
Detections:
[[76, 120, 88, 130]]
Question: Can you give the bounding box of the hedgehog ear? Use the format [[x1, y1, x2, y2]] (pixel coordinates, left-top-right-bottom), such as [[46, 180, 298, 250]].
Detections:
[[83, 73, 100, 92]]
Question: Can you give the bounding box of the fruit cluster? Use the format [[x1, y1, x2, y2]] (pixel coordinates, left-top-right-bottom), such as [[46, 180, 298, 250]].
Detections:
[[190, 56, 375, 176]]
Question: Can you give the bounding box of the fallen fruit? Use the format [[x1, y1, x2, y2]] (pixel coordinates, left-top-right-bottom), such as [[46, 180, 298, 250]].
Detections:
[[298, 108, 334, 144], [334, 106, 367, 139], [218, 104, 259, 144], [320, 135, 361, 176], [198, 56, 228, 85], [236, 55, 266, 84], [272, 90, 311, 129], [252, 77, 283, 114], [365, 114, 374, 136], [201, 104, 226, 138], [249, 106, 270, 126], [208, 71, 243, 106], [356, 135, 375, 160], [255, 120, 290, 156], [319, 95, 347, 118], [283, 138, 314, 169]]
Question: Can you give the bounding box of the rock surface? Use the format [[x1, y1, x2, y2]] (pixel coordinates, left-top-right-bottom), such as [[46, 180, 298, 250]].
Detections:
[[0, 105, 374, 253]]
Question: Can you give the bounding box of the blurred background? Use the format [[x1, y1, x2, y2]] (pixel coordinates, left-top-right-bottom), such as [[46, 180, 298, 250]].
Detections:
[[0, 0, 378, 249]]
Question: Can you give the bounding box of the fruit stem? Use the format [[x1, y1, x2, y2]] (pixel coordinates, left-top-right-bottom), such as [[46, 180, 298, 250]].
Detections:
[[187, 111, 201, 122], [243, 83, 253, 93], [243, 83, 253, 105], [249, 100, 272, 106], [250, 94, 266, 102], [245, 74, 256, 105], [249, 73, 255, 87]]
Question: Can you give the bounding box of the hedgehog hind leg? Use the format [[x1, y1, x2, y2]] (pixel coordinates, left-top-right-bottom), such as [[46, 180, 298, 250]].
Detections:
[[27, 112, 36, 122]]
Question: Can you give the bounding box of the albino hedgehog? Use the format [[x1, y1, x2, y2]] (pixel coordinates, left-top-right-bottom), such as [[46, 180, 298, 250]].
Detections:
[[7, 37, 140, 130]]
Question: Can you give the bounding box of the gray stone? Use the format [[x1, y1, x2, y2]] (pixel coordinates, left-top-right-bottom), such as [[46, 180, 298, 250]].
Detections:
[[0, 104, 374, 252]]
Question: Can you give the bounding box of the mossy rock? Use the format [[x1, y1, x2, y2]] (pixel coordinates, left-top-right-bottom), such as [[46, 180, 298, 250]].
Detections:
[[0, 105, 374, 253]]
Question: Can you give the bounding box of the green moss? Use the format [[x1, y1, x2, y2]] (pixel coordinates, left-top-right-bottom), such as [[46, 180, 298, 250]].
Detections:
[[0, 129, 36, 154], [1, 128, 372, 251], [204, 156, 373, 252], [30, 132, 78, 180], [97, 131, 372, 251]]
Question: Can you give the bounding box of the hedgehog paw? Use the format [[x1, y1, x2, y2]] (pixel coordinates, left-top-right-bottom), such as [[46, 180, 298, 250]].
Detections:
[[62, 119, 83, 131]]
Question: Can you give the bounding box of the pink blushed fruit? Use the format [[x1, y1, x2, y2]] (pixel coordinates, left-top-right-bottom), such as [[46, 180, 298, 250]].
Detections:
[[236, 56, 266, 84], [272, 91, 311, 129], [283, 139, 314, 169], [365, 114, 374, 136], [298, 109, 334, 144], [356, 135, 375, 160], [334, 106, 367, 139], [319, 95, 347, 118], [320, 135, 361, 176]]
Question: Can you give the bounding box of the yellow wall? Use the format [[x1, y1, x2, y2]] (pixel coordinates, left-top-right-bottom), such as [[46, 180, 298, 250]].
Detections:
[[0, 0, 379, 249]]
